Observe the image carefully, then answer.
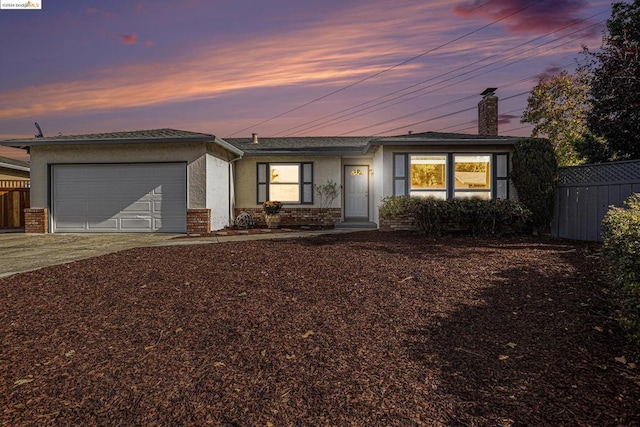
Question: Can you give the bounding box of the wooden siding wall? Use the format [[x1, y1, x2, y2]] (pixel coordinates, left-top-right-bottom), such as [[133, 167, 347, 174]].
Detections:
[[0, 181, 30, 229], [552, 160, 640, 242]]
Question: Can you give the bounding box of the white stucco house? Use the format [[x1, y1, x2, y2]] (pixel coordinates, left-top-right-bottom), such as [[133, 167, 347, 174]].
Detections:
[[0, 89, 524, 234]]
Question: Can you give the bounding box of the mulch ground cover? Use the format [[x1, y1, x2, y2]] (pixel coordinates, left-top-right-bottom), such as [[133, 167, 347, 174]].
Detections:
[[1, 231, 639, 426]]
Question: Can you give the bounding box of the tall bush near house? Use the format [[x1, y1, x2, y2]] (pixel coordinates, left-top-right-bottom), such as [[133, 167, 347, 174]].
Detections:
[[601, 193, 640, 345], [511, 138, 557, 233]]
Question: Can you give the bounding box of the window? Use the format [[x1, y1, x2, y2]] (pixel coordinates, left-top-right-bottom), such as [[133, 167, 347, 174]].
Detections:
[[410, 155, 447, 199], [257, 162, 313, 204], [454, 154, 491, 199], [394, 153, 509, 200]]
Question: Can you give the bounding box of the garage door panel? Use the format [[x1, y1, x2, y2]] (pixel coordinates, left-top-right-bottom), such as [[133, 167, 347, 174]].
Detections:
[[53, 163, 187, 233], [88, 218, 120, 230], [55, 217, 88, 230], [120, 218, 154, 230], [55, 201, 87, 215], [121, 201, 154, 213]]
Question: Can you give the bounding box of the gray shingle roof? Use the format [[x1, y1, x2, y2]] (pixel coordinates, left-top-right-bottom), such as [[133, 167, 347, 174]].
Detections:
[[2, 128, 215, 144], [225, 136, 373, 155]]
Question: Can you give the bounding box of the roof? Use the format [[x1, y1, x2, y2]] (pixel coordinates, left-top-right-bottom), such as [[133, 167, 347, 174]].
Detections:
[[369, 131, 521, 145], [0, 156, 30, 172], [1, 128, 243, 156], [225, 136, 373, 156]]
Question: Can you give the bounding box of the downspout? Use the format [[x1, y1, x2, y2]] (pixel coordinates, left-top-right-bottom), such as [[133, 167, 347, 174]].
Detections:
[[228, 154, 243, 225]]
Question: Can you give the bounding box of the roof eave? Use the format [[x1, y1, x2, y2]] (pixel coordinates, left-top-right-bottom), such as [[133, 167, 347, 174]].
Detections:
[[0, 135, 218, 148], [239, 149, 368, 156], [369, 138, 521, 146], [0, 161, 30, 172]]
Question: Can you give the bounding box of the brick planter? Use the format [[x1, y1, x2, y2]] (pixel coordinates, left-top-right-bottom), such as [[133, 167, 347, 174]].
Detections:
[[234, 208, 341, 228], [24, 208, 48, 233], [187, 208, 210, 235], [379, 214, 417, 232]]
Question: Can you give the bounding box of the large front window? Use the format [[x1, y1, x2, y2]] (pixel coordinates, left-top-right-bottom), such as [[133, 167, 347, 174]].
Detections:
[[395, 153, 509, 200], [257, 162, 313, 204]]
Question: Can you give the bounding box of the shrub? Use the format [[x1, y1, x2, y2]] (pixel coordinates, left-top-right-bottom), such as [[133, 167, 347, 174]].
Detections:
[[511, 138, 557, 233], [379, 196, 531, 237], [601, 193, 640, 344], [379, 196, 422, 219]]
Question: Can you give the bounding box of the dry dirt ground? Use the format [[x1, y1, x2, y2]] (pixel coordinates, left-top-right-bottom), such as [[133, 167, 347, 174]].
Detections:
[[1, 231, 639, 426]]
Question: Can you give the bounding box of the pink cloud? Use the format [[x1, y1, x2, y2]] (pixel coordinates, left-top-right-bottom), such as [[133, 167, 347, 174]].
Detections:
[[453, 0, 597, 35], [144, 40, 155, 47], [120, 34, 138, 45]]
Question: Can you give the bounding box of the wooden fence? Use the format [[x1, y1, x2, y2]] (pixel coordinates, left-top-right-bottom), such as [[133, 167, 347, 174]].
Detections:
[[0, 181, 30, 229], [552, 160, 640, 241]]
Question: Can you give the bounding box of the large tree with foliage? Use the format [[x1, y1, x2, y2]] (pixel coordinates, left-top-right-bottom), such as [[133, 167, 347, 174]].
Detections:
[[521, 69, 591, 165], [586, 0, 640, 160]]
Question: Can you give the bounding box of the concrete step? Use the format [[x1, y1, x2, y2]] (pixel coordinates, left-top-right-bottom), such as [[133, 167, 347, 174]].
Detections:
[[334, 221, 377, 229]]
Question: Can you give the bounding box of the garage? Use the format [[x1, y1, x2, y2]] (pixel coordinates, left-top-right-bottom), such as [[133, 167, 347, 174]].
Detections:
[[52, 163, 187, 233]]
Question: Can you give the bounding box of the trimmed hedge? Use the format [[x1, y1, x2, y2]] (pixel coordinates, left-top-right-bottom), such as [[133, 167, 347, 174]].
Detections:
[[379, 196, 531, 237], [601, 193, 640, 344]]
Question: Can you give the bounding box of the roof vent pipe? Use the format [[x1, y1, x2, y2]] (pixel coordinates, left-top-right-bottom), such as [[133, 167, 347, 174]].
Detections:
[[252, 133, 259, 144]]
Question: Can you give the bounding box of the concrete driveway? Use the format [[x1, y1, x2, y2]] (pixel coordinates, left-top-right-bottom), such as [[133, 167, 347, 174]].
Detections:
[[0, 233, 186, 278], [0, 229, 359, 278]]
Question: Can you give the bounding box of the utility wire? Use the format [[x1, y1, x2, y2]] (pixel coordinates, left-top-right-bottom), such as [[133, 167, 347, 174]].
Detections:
[[337, 19, 603, 137], [227, 0, 541, 137], [371, 91, 530, 136], [298, 17, 605, 136], [273, 10, 604, 137]]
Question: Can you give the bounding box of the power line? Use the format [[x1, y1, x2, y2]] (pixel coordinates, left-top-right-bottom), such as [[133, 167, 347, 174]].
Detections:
[[370, 91, 530, 136], [281, 14, 605, 136], [227, 0, 542, 137]]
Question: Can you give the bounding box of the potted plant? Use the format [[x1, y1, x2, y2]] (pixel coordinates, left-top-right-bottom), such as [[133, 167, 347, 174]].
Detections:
[[262, 200, 283, 228]]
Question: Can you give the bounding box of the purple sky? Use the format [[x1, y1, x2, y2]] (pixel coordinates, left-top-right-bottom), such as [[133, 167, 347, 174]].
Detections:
[[0, 0, 612, 161]]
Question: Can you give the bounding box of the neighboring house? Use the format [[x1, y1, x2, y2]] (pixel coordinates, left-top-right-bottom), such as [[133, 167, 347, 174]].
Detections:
[[0, 89, 524, 234], [0, 155, 30, 183]]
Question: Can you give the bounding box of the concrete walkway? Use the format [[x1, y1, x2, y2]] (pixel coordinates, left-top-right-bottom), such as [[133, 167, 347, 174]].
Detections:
[[0, 229, 360, 278]]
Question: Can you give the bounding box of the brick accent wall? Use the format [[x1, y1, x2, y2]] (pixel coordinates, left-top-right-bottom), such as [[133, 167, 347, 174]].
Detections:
[[379, 214, 417, 232], [234, 208, 341, 228], [187, 208, 211, 235], [24, 208, 48, 233]]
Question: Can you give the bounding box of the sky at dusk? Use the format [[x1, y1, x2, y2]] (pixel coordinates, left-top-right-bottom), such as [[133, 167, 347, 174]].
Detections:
[[0, 0, 615, 161]]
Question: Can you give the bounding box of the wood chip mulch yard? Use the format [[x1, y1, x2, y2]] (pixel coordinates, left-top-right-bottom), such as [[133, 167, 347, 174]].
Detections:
[[2, 231, 639, 426]]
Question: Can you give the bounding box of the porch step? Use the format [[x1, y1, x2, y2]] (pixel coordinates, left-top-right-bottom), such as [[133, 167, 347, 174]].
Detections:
[[334, 221, 378, 229]]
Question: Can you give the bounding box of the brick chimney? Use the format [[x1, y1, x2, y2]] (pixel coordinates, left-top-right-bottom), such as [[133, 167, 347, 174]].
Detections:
[[478, 88, 498, 136]]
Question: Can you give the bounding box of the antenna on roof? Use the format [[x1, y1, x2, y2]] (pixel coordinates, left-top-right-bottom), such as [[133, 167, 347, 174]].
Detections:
[[34, 122, 44, 138]]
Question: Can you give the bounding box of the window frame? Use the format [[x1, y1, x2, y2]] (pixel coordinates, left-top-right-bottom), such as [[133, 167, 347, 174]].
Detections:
[[256, 162, 313, 205], [393, 152, 510, 200]]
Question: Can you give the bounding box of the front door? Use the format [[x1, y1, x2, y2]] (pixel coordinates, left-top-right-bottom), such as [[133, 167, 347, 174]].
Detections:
[[344, 165, 369, 220]]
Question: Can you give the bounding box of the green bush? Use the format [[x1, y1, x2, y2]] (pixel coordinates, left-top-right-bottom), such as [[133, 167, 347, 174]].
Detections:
[[601, 193, 640, 344], [511, 138, 557, 233], [378, 196, 422, 219], [379, 196, 531, 237]]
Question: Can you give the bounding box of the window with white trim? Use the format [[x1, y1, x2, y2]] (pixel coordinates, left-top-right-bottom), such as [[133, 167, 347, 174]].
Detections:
[[394, 153, 509, 200], [257, 162, 313, 204]]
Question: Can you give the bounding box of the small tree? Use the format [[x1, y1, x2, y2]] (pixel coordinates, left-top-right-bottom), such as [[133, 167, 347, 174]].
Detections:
[[521, 68, 591, 166], [314, 179, 341, 228], [314, 179, 340, 209]]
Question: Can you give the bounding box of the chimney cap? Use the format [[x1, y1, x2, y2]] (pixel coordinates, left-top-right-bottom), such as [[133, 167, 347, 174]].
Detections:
[[481, 87, 497, 97]]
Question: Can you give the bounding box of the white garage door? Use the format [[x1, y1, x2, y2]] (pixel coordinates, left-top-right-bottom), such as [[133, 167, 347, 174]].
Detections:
[[52, 163, 187, 233]]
